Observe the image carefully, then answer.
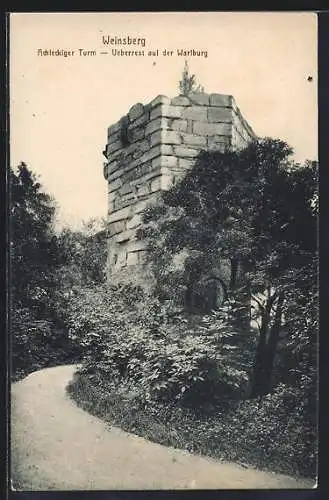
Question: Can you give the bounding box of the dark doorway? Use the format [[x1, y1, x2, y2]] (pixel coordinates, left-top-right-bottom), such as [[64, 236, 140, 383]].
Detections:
[[186, 276, 227, 314]]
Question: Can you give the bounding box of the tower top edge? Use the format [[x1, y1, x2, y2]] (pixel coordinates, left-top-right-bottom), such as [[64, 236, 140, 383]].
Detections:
[[107, 92, 257, 139]]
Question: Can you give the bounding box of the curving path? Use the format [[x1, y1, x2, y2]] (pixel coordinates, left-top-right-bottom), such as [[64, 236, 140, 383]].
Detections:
[[11, 365, 315, 491]]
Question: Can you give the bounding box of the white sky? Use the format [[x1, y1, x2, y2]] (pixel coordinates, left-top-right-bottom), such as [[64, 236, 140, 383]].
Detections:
[[10, 12, 317, 229]]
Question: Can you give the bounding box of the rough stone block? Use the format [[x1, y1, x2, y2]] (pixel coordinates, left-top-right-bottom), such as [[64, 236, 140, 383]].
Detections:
[[150, 105, 183, 120], [108, 205, 133, 224], [137, 250, 147, 264], [126, 240, 146, 253], [103, 163, 109, 180], [107, 121, 121, 137], [145, 117, 168, 136], [150, 176, 162, 192], [137, 183, 151, 197], [129, 112, 149, 128], [181, 106, 208, 121], [208, 135, 231, 151], [152, 155, 178, 169], [108, 191, 118, 204], [232, 102, 255, 138], [208, 107, 233, 123], [171, 95, 191, 106], [116, 250, 127, 267], [173, 146, 200, 158], [116, 229, 135, 243], [149, 95, 171, 108], [130, 167, 162, 189], [207, 142, 226, 152], [232, 128, 249, 150], [132, 139, 150, 159], [113, 194, 135, 212], [108, 166, 125, 182], [124, 162, 156, 185], [127, 252, 139, 266], [150, 129, 181, 147], [119, 182, 133, 196], [233, 111, 256, 141], [161, 174, 174, 190], [134, 193, 159, 214], [178, 158, 196, 171], [139, 145, 163, 163], [133, 147, 156, 166], [108, 160, 122, 176], [108, 219, 127, 236], [169, 119, 188, 132], [107, 140, 122, 155], [129, 126, 145, 142], [181, 134, 207, 147], [128, 103, 145, 122], [108, 177, 122, 193], [188, 92, 210, 106], [186, 120, 193, 134], [209, 94, 232, 107], [161, 144, 174, 155], [107, 131, 121, 144], [193, 121, 232, 137], [126, 214, 143, 230], [110, 148, 159, 183]]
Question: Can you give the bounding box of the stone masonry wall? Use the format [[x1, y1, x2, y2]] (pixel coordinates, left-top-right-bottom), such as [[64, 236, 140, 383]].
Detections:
[[103, 92, 256, 283]]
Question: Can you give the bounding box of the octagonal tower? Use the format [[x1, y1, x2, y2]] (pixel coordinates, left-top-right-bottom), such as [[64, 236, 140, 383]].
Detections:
[[103, 92, 256, 287]]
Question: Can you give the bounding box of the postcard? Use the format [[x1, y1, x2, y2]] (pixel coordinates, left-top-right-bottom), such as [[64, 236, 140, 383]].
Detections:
[[9, 11, 318, 491]]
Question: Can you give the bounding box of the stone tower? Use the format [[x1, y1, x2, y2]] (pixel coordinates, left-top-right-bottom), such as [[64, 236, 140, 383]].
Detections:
[[103, 92, 256, 286]]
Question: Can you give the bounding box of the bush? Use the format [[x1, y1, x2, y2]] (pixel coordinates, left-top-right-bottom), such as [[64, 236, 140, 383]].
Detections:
[[65, 284, 316, 479], [11, 306, 77, 380], [66, 285, 250, 406], [67, 373, 316, 479]]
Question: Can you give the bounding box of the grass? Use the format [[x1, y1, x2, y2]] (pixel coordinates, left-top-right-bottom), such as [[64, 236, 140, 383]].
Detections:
[[66, 370, 316, 480]]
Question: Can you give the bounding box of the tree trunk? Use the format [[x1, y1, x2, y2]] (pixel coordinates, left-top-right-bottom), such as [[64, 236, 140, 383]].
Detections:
[[261, 292, 285, 394], [250, 288, 276, 398]]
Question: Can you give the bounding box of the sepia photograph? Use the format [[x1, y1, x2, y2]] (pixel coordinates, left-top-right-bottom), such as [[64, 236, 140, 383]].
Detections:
[[9, 11, 318, 490]]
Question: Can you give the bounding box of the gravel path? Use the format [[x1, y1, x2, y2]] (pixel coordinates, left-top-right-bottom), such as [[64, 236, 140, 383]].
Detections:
[[11, 365, 315, 491]]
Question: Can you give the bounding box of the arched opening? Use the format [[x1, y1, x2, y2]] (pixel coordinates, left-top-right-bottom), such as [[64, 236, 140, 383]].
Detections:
[[185, 276, 227, 314]]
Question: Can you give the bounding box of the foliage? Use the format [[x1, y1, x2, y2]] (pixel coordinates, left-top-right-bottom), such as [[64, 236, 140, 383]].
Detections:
[[9, 163, 78, 378], [179, 60, 204, 95], [56, 217, 107, 288], [65, 285, 251, 405], [68, 372, 316, 479], [11, 306, 76, 381], [10, 163, 60, 311], [139, 138, 318, 397]]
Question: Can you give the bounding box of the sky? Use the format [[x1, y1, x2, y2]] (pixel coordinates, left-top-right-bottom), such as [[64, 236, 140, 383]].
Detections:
[[10, 12, 317, 229]]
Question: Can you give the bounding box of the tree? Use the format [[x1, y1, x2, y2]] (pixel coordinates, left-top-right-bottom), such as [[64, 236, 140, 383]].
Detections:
[[56, 217, 107, 289], [10, 163, 78, 378], [10, 162, 60, 312], [138, 138, 318, 398], [179, 60, 204, 95]]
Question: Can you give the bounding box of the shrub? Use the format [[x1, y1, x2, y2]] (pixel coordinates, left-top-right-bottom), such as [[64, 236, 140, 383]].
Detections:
[[68, 373, 316, 479], [65, 285, 316, 478], [11, 306, 76, 380], [66, 285, 250, 406]]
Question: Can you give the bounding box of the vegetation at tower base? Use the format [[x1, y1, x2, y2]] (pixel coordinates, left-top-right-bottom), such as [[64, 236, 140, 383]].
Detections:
[[138, 137, 318, 398], [67, 137, 317, 479], [9, 145, 317, 479]]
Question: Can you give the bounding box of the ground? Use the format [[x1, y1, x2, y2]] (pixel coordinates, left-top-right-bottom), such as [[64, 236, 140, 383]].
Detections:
[[11, 365, 315, 491]]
